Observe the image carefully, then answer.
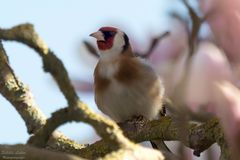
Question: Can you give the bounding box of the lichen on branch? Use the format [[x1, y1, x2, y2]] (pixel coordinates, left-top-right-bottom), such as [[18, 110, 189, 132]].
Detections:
[[0, 40, 86, 152], [0, 41, 46, 134]]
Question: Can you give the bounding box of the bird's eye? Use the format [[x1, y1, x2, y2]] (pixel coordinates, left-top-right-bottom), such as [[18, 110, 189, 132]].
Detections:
[[102, 31, 115, 40]]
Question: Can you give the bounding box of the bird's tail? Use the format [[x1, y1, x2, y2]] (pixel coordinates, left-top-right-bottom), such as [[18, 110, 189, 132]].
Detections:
[[150, 140, 179, 160], [151, 103, 179, 159], [150, 140, 170, 152]]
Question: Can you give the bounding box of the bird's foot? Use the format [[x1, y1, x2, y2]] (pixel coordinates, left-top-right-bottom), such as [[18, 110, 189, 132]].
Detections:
[[118, 115, 148, 134], [159, 105, 166, 117], [130, 115, 146, 123]]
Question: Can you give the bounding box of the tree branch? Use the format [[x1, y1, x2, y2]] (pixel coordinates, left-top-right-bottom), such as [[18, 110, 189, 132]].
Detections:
[[182, 0, 203, 57], [0, 41, 46, 134], [83, 40, 99, 58], [77, 117, 222, 159], [0, 144, 86, 160], [0, 24, 78, 106], [139, 31, 170, 58], [27, 107, 125, 148], [0, 40, 87, 151]]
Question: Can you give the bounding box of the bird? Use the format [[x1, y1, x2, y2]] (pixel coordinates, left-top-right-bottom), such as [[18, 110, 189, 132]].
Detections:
[[90, 27, 173, 157], [90, 26, 165, 122]]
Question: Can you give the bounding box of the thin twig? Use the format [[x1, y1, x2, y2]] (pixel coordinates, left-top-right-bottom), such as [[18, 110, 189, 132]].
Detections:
[[182, 0, 203, 57], [83, 40, 99, 58], [140, 31, 170, 58]]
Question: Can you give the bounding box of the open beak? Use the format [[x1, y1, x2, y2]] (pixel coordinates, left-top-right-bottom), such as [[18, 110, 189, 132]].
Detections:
[[89, 31, 105, 41]]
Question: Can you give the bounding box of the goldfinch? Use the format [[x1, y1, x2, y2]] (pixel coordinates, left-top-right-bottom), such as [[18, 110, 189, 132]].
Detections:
[[90, 27, 165, 122]]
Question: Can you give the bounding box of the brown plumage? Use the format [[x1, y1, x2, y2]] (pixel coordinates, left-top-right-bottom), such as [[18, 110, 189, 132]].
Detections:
[[94, 63, 111, 93]]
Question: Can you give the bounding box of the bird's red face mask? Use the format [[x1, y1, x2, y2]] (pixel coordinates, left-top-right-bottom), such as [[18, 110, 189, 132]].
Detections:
[[90, 27, 117, 51]]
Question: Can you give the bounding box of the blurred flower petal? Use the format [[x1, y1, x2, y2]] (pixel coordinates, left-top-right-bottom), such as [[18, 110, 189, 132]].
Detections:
[[185, 42, 233, 112], [148, 20, 189, 97], [213, 82, 240, 157], [200, 0, 240, 63], [149, 20, 188, 65]]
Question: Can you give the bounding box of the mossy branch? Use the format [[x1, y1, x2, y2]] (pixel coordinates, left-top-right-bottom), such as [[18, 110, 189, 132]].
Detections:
[[0, 39, 87, 151], [0, 41, 46, 134], [0, 144, 86, 160], [77, 116, 223, 159], [0, 24, 78, 106]]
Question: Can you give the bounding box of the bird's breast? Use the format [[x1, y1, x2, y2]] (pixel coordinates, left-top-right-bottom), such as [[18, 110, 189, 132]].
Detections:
[[94, 60, 118, 93], [94, 57, 140, 92], [94, 57, 164, 122]]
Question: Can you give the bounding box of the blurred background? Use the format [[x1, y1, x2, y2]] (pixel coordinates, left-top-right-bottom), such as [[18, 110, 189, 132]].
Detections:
[[1, 0, 240, 159]]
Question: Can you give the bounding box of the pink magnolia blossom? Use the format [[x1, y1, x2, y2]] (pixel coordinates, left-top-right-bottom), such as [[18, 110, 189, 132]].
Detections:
[[185, 41, 233, 112], [213, 82, 240, 158], [200, 0, 240, 63], [148, 20, 188, 96]]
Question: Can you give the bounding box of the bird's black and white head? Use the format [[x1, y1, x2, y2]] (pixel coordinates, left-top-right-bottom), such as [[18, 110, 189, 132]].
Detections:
[[90, 27, 130, 60]]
